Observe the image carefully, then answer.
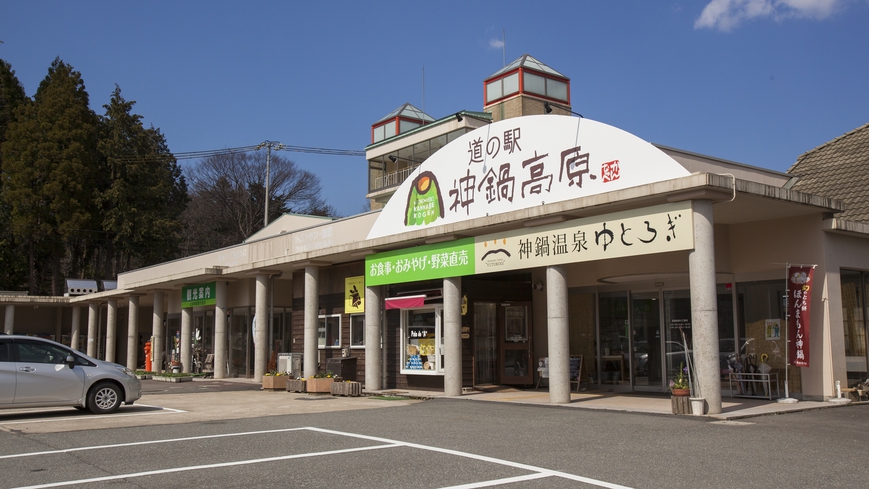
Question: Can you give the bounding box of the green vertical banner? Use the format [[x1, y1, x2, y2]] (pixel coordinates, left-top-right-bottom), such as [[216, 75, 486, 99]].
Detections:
[[365, 238, 475, 286], [181, 282, 217, 308]]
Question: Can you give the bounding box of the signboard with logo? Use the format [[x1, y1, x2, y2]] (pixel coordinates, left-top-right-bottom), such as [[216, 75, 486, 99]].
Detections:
[[365, 238, 475, 286], [181, 282, 216, 308], [475, 202, 692, 274], [365, 202, 693, 286], [367, 115, 690, 240]]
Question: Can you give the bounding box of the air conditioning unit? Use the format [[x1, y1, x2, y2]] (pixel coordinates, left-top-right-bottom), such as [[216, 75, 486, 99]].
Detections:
[[65, 279, 98, 296]]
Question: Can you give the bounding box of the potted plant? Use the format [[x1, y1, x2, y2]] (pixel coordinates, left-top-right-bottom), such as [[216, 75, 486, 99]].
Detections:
[[305, 371, 336, 393], [669, 363, 690, 396], [262, 371, 287, 390]]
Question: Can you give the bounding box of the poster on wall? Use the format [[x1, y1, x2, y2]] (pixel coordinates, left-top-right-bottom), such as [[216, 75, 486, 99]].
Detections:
[[765, 319, 781, 340], [787, 266, 815, 368], [345, 276, 365, 313]]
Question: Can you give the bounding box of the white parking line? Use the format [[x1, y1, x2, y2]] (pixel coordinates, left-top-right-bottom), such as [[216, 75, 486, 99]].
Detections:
[[0, 427, 303, 460], [0, 404, 185, 426], [5, 427, 635, 489], [12, 444, 401, 489]]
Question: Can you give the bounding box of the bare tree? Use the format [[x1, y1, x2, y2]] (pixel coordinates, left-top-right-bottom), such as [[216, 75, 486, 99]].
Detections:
[[180, 151, 334, 254]]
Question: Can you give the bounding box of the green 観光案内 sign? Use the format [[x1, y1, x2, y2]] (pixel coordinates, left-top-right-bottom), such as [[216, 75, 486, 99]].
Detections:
[[181, 282, 216, 308]]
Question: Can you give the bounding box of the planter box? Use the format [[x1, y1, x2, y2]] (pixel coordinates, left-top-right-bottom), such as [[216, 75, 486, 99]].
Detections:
[[671, 395, 692, 415], [286, 379, 307, 393], [262, 376, 288, 391], [152, 375, 194, 383], [331, 381, 362, 397], [305, 377, 334, 393]]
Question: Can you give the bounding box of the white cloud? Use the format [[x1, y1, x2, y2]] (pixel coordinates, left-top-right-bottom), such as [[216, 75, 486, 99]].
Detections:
[[694, 0, 842, 31], [489, 38, 505, 49]]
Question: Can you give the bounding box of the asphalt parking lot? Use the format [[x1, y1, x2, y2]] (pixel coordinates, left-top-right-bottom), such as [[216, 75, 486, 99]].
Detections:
[[1, 379, 868, 488]]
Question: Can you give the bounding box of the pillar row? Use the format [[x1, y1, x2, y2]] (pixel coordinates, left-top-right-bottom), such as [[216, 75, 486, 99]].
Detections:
[[547, 265, 570, 404], [214, 282, 228, 379], [303, 266, 319, 378], [689, 199, 721, 414], [152, 291, 164, 374], [126, 296, 140, 371], [364, 285, 382, 391]]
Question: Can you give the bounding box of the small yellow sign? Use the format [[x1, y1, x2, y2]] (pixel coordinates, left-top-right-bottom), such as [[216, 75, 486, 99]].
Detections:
[[345, 276, 365, 313]]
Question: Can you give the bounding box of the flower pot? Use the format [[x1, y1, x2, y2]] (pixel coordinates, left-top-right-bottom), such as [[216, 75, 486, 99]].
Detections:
[[690, 397, 705, 415], [286, 379, 306, 393], [262, 376, 287, 391], [671, 388, 690, 397], [306, 377, 334, 393], [331, 381, 362, 397]]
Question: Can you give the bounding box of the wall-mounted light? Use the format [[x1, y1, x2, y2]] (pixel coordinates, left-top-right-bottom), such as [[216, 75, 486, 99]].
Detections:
[[455, 113, 463, 122], [543, 102, 584, 118]]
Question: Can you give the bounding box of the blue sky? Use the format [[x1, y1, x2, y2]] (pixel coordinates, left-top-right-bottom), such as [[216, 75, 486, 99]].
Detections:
[[2, 0, 867, 217]]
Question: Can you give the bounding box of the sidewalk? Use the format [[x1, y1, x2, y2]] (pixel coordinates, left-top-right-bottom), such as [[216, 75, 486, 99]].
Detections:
[[165, 377, 864, 420], [364, 385, 865, 420]]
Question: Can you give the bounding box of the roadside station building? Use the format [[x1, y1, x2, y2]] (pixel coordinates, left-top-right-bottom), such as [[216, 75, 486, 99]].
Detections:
[[3, 55, 868, 415]]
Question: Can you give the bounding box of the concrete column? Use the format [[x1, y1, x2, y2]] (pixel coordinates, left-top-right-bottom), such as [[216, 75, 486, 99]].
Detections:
[[4, 305, 14, 334], [106, 299, 117, 362], [181, 307, 192, 373], [364, 285, 382, 391], [214, 282, 228, 379], [444, 277, 463, 397], [87, 302, 98, 357], [304, 266, 319, 378], [152, 292, 164, 374], [547, 265, 570, 404], [689, 199, 721, 414], [126, 295, 140, 371], [254, 274, 268, 382], [55, 308, 63, 343], [70, 306, 81, 352]]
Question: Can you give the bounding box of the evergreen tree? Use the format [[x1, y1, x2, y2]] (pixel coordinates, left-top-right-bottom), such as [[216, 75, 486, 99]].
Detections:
[[0, 60, 30, 290], [97, 85, 188, 271], [1, 58, 100, 295]]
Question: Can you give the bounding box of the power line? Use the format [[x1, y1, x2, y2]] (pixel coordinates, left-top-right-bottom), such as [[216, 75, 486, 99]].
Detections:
[[114, 143, 364, 165]]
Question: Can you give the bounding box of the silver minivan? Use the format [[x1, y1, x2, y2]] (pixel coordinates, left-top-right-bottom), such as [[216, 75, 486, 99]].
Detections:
[[0, 334, 142, 414]]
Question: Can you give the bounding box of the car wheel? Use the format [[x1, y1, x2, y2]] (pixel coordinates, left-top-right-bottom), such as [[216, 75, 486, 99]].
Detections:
[[87, 382, 122, 414]]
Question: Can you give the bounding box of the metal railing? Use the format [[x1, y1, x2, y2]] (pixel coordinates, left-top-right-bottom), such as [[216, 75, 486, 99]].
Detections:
[[373, 164, 420, 191]]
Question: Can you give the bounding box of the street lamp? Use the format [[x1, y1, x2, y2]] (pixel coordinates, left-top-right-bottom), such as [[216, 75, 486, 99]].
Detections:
[[255, 140, 285, 227]]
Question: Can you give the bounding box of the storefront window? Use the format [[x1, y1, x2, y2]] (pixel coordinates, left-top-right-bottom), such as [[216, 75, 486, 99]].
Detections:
[[841, 270, 868, 386], [736, 280, 795, 392], [318, 314, 341, 349], [350, 315, 365, 348], [401, 308, 442, 375]]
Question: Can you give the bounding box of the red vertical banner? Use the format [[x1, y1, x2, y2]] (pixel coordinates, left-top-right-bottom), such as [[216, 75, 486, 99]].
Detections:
[[788, 266, 814, 368]]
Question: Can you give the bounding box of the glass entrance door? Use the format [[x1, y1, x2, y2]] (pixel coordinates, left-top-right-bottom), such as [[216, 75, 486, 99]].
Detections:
[[474, 302, 496, 385], [500, 302, 532, 385], [599, 292, 629, 390], [631, 292, 662, 391]]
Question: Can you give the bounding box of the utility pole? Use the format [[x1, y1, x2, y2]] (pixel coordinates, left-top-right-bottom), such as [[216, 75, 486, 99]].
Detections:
[[255, 140, 285, 227]]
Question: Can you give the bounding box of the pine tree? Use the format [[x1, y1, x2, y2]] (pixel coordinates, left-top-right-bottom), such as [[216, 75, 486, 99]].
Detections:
[[0, 59, 30, 290], [1, 58, 100, 295], [97, 85, 188, 271]]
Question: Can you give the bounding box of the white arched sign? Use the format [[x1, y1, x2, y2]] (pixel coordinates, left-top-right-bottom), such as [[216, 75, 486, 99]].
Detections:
[[367, 115, 690, 240]]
